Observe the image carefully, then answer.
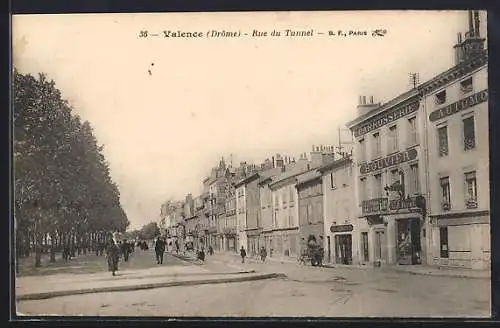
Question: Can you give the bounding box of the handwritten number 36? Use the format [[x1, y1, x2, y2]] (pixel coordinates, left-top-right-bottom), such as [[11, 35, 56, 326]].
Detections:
[[139, 30, 148, 38]]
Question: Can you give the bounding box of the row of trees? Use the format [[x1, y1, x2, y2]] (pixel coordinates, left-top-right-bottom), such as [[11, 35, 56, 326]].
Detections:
[[14, 69, 130, 267], [122, 221, 161, 241]]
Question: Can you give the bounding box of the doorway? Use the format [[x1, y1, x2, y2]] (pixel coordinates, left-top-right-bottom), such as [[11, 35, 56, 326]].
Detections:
[[361, 232, 369, 262], [334, 234, 353, 265], [396, 218, 422, 265], [374, 230, 387, 262], [327, 236, 331, 263]]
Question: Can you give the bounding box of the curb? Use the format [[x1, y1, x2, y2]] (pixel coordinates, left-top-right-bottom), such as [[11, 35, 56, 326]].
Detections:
[[16, 272, 287, 302], [387, 268, 490, 280]]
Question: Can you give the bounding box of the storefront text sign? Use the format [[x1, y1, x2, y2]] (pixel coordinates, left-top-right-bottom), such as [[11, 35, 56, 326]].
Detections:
[[429, 89, 488, 122], [353, 101, 419, 137], [330, 224, 354, 233], [360, 148, 418, 175]]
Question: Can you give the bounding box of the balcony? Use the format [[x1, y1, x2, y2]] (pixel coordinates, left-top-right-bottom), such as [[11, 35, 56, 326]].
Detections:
[[362, 195, 422, 216], [362, 198, 388, 215]]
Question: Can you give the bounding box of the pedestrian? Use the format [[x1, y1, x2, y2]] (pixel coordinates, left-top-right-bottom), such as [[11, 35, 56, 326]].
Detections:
[[260, 246, 267, 263], [240, 246, 247, 264], [105, 237, 120, 276], [121, 239, 131, 262], [175, 239, 179, 254], [208, 245, 214, 256], [197, 247, 206, 263], [155, 236, 166, 264]]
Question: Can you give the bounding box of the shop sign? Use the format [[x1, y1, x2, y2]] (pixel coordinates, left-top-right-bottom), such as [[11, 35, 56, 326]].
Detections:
[[389, 197, 417, 211], [354, 101, 419, 137], [330, 224, 354, 233], [429, 89, 488, 122], [360, 148, 417, 175]]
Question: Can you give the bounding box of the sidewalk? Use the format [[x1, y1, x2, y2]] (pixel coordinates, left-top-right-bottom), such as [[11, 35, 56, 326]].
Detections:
[[385, 264, 491, 280], [16, 263, 285, 301], [210, 251, 490, 279]]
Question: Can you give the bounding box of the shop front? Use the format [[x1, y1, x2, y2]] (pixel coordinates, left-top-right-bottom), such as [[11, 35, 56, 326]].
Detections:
[[246, 229, 262, 256], [429, 211, 490, 270], [396, 217, 422, 265], [330, 224, 354, 265]]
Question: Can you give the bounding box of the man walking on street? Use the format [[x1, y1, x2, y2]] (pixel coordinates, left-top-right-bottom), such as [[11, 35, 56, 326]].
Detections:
[[260, 246, 267, 263], [155, 236, 166, 264], [240, 246, 247, 264]]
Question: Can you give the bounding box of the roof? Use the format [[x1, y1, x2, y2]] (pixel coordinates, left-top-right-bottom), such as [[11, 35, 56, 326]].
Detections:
[[296, 170, 322, 188], [317, 156, 353, 174], [269, 164, 315, 189], [233, 172, 260, 188], [345, 88, 419, 129]]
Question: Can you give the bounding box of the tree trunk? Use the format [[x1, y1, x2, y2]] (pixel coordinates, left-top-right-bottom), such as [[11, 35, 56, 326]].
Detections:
[[49, 232, 56, 263], [34, 235, 42, 267]]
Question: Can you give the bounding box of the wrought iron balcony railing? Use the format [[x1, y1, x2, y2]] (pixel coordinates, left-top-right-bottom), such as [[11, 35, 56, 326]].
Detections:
[[362, 198, 388, 215]]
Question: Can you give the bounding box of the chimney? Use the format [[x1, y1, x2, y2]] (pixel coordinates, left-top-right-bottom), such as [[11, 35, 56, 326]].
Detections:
[[468, 10, 474, 37], [357, 95, 379, 117], [474, 11, 481, 37], [272, 156, 275, 168], [454, 10, 485, 65]]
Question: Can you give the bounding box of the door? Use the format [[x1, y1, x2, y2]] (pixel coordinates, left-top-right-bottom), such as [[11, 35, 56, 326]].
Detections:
[[334, 234, 353, 265], [374, 230, 387, 262], [361, 232, 369, 262], [440, 226, 449, 258], [327, 236, 331, 263]]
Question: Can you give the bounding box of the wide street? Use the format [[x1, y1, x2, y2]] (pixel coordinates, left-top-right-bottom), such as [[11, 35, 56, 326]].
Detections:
[[16, 249, 490, 317]]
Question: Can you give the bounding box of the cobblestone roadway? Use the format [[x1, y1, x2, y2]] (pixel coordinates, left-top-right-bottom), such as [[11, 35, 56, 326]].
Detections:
[[17, 252, 491, 317]]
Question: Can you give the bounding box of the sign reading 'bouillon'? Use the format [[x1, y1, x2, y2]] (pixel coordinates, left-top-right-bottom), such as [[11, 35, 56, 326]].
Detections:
[[360, 148, 418, 175], [429, 89, 488, 122], [353, 101, 419, 138]]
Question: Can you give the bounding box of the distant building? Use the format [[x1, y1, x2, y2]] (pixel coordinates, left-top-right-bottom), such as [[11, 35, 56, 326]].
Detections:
[[318, 156, 358, 265], [296, 169, 324, 251]]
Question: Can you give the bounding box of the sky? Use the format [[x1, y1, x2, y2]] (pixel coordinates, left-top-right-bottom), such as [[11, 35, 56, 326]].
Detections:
[[12, 11, 487, 230]]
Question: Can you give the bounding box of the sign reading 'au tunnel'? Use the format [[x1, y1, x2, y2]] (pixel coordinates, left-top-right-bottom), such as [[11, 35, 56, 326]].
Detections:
[[360, 148, 418, 175]]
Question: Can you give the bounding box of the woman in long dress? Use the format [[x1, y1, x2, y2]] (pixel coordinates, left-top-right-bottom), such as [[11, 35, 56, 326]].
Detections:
[[106, 238, 120, 276]]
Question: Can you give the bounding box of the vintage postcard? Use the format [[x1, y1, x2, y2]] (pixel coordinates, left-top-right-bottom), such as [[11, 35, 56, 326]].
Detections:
[[12, 10, 490, 317]]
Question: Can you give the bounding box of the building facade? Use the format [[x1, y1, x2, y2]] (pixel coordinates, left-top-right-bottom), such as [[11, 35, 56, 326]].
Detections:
[[319, 156, 359, 265], [296, 170, 324, 251], [346, 90, 428, 267], [420, 12, 489, 270], [222, 188, 238, 252]]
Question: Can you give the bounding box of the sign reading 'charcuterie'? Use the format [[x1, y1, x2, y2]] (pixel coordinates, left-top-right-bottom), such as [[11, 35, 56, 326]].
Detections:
[[360, 148, 418, 175]]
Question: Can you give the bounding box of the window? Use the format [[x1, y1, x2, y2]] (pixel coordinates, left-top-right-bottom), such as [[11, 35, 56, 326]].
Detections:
[[390, 169, 399, 186], [408, 117, 418, 146], [330, 172, 336, 189], [460, 77, 473, 94], [440, 177, 451, 210], [374, 173, 383, 198], [437, 126, 449, 157], [372, 132, 381, 158], [439, 227, 449, 258], [360, 177, 367, 202], [358, 139, 366, 162], [289, 187, 294, 203], [409, 164, 420, 194], [307, 203, 313, 224], [388, 125, 398, 153], [465, 171, 478, 208], [463, 116, 476, 151], [435, 90, 446, 105]]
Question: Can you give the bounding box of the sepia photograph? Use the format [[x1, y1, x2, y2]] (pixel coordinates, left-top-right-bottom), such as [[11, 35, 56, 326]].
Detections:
[[12, 10, 490, 317]]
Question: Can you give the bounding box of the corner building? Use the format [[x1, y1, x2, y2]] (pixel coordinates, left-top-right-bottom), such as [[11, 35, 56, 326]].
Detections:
[[420, 11, 489, 270], [346, 91, 428, 267]]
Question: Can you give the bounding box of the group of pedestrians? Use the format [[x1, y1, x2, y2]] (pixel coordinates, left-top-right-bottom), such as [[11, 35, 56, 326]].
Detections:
[[239, 246, 267, 264]]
